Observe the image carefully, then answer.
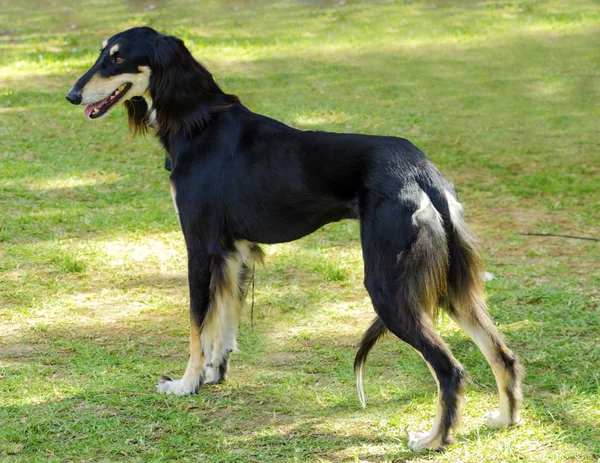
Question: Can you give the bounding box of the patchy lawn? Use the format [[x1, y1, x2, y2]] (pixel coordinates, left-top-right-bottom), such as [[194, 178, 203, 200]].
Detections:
[[1, 1, 598, 462]]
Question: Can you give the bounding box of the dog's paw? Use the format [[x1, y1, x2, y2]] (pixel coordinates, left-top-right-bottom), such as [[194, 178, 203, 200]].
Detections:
[[408, 430, 445, 452], [484, 411, 517, 429], [155, 375, 198, 395], [202, 366, 224, 385]]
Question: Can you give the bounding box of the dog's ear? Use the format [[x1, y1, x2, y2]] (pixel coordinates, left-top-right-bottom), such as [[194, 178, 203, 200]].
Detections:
[[145, 34, 239, 136], [147, 35, 190, 102], [147, 35, 185, 70]]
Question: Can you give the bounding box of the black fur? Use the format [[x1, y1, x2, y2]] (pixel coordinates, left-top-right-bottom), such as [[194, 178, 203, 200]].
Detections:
[[354, 317, 387, 381], [124, 96, 150, 135], [67, 27, 522, 451]]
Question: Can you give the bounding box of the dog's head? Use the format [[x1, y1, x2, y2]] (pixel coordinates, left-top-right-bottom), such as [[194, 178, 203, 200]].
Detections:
[[66, 27, 162, 121], [67, 27, 239, 136]]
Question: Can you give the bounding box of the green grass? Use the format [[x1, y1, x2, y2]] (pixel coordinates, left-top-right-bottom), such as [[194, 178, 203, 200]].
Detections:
[[1, 1, 599, 461]]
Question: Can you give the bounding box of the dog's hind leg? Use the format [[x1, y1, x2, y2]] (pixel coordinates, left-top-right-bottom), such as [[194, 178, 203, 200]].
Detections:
[[444, 190, 523, 428], [448, 302, 522, 428], [374, 306, 465, 452], [360, 188, 464, 452]]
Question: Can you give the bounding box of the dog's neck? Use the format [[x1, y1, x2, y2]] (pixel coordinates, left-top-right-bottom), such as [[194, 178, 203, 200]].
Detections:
[[152, 91, 240, 139]]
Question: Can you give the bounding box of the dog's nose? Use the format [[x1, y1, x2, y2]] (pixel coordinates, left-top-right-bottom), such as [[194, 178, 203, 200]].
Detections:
[[66, 89, 82, 105]]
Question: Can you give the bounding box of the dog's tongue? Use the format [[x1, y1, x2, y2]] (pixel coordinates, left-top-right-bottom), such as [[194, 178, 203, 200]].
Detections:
[[84, 100, 104, 117]]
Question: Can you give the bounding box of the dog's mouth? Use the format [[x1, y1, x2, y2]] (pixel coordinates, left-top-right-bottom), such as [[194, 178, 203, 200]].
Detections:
[[84, 83, 132, 119]]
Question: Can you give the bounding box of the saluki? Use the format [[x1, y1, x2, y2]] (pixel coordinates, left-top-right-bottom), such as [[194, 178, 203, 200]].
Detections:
[[66, 27, 523, 451]]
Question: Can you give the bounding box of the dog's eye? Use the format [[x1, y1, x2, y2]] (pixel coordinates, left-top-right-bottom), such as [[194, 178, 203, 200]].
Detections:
[[114, 56, 125, 64]]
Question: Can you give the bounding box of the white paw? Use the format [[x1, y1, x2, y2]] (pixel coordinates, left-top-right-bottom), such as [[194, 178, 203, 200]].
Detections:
[[484, 411, 511, 429], [155, 376, 197, 395], [408, 430, 439, 452], [203, 366, 221, 385]]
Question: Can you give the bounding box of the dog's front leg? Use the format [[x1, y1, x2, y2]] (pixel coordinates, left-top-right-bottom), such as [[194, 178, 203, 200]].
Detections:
[[156, 247, 211, 395]]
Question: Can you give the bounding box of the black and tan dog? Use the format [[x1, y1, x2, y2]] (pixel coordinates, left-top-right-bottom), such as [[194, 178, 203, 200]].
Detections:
[[66, 27, 523, 451]]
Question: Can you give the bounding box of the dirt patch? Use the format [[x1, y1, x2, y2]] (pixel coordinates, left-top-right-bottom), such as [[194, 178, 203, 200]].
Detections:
[[473, 202, 599, 274], [0, 343, 38, 358], [265, 352, 298, 366]]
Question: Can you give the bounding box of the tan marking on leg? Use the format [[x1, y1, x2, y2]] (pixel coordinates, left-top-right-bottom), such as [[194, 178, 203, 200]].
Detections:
[[204, 286, 239, 383], [450, 309, 520, 427], [156, 319, 205, 394], [197, 245, 248, 377], [201, 302, 219, 370], [445, 187, 522, 427], [182, 321, 204, 387], [204, 240, 259, 383], [210, 241, 254, 367]]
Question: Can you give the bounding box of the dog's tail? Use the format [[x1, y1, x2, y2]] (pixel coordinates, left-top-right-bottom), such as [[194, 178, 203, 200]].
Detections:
[[354, 316, 387, 408], [443, 189, 485, 314]]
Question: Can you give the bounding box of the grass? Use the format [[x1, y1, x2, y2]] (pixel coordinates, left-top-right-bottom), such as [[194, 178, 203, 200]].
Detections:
[[0, 0, 599, 461]]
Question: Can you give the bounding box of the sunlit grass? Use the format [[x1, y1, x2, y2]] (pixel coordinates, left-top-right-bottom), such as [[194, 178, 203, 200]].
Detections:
[[1, 0, 599, 462]]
